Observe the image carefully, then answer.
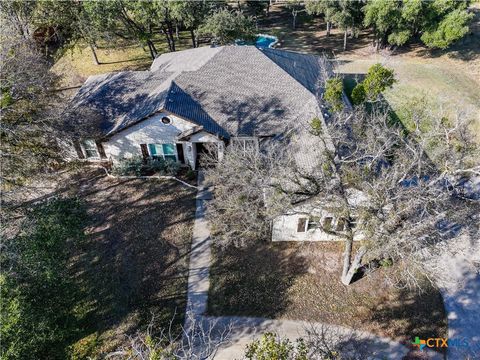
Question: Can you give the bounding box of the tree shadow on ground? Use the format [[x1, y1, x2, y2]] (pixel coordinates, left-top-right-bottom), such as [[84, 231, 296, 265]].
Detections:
[[367, 285, 447, 343], [259, 5, 374, 56], [207, 241, 309, 319], [66, 169, 197, 354]]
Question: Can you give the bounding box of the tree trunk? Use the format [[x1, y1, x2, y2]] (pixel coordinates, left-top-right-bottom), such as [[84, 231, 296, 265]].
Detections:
[[341, 246, 367, 285], [166, 23, 176, 52], [163, 28, 173, 52], [169, 31, 176, 52], [190, 29, 196, 48], [175, 23, 179, 39], [343, 29, 347, 51], [326, 21, 331, 36], [151, 41, 158, 56], [89, 44, 100, 65], [146, 40, 157, 60], [292, 12, 297, 29]]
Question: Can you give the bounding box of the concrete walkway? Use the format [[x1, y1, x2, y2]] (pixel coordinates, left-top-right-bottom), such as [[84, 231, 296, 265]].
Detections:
[[442, 273, 480, 359], [184, 171, 431, 359], [432, 235, 480, 359], [208, 316, 417, 360], [185, 171, 213, 319]]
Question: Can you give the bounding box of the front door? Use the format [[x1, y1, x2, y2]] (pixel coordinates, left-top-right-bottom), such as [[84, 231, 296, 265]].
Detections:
[[176, 143, 185, 164]]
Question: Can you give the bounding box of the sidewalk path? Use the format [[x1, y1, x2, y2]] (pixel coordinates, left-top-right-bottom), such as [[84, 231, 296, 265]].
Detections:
[[185, 170, 213, 318], [442, 272, 480, 359], [432, 235, 480, 359], [184, 171, 428, 359]]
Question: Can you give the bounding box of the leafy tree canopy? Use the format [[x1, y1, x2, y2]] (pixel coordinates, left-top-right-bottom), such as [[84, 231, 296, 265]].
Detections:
[[352, 63, 396, 104], [421, 8, 474, 49], [363, 0, 473, 48], [324, 77, 344, 112], [199, 9, 256, 45], [1, 198, 87, 360]]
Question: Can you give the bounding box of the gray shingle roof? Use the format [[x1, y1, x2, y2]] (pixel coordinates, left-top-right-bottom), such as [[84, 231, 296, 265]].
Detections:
[[164, 81, 230, 139], [171, 46, 323, 137], [70, 71, 173, 135], [70, 46, 329, 148]]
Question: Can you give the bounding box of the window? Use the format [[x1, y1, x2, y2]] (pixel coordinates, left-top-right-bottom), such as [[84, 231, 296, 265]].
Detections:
[[161, 116, 171, 124], [148, 143, 177, 162], [323, 217, 333, 231], [349, 217, 357, 229], [307, 216, 320, 231], [336, 218, 346, 232], [297, 218, 307, 233], [231, 137, 258, 153], [83, 139, 99, 159]]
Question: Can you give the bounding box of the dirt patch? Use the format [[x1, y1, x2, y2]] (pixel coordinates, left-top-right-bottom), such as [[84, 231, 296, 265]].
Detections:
[[208, 240, 447, 346], [62, 169, 196, 356]]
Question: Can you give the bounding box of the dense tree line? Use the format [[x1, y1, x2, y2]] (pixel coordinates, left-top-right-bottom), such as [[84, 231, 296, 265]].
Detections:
[[1, 0, 474, 65], [305, 0, 474, 50], [0, 1, 259, 63]]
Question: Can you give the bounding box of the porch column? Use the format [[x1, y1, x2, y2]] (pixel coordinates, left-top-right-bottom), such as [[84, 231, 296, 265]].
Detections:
[[185, 142, 196, 170], [217, 141, 225, 161]]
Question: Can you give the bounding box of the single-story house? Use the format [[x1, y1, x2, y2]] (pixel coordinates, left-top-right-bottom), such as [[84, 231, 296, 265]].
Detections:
[[68, 45, 330, 170], [69, 45, 356, 242]]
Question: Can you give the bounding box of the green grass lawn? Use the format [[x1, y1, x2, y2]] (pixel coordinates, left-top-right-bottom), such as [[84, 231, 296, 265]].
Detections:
[[336, 59, 480, 138], [52, 32, 194, 86]]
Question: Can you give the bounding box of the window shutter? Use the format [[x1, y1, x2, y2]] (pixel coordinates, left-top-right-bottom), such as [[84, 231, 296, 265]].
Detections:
[[140, 144, 149, 160], [96, 141, 107, 159], [73, 141, 85, 159]]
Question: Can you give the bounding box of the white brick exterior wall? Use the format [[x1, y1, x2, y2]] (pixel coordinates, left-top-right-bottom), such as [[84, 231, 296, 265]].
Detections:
[[101, 112, 222, 169]]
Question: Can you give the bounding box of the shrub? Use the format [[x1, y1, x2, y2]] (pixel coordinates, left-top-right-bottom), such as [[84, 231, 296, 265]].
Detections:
[[145, 158, 166, 173], [245, 332, 308, 360], [324, 78, 344, 112], [144, 158, 181, 176], [380, 258, 393, 267], [163, 159, 180, 175], [351, 83, 366, 105], [351, 64, 396, 105], [185, 169, 196, 181], [310, 117, 323, 136], [362, 63, 396, 101], [111, 156, 143, 176]]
